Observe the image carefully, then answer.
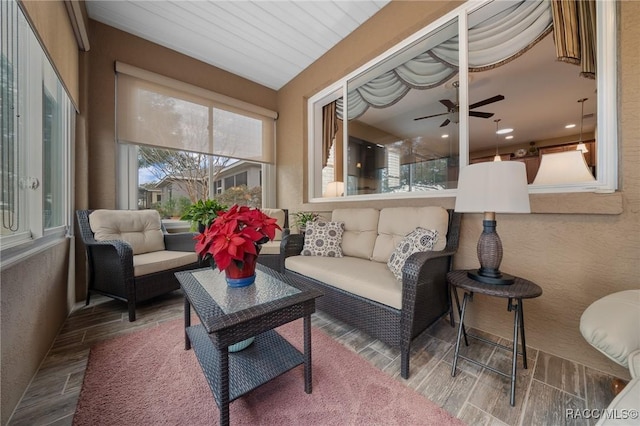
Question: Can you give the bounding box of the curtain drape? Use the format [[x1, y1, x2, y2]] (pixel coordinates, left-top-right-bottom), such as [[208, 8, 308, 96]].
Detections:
[[336, 0, 553, 120], [551, 0, 596, 79], [322, 102, 338, 167]]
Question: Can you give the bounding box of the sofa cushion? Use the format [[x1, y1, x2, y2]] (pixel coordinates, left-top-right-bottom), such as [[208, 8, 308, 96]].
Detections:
[[133, 250, 198, 276], [89, 209, 165, 255], [285, 255, 402, 309], [302, 221, 344, 257], [331, 208, 379, 259], [387, 228, 438, 280], [260, 208, 286, 241], [259, 240, 281, 255], [371, 206, 449, 263]]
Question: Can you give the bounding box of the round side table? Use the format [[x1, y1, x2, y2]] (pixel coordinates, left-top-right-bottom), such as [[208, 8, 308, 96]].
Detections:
[[447, 270, 542, 406]]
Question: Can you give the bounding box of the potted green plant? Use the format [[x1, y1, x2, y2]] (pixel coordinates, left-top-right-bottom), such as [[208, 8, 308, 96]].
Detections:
[[180, 199, 228, 232], [293, 211, 321, 234]]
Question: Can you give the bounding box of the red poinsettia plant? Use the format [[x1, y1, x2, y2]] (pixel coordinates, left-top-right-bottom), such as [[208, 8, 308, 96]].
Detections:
[[195, 204, 281, 272]]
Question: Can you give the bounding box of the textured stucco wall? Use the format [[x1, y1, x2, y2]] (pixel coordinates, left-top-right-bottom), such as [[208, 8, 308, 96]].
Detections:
[[276, 1, 640, 379], [1, 240, 71, 424]]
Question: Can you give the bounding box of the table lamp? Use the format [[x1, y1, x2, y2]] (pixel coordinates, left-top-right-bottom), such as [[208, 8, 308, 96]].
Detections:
[[455, 161, 530, 285], [323, 181, 344, 197], [533, 150, 595, 185]]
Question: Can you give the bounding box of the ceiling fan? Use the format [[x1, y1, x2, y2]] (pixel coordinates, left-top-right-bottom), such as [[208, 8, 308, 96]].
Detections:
[[414, 81, 505, 127]]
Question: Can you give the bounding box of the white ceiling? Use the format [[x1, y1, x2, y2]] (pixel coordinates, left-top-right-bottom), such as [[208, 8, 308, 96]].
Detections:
[[85, 0, 390, 90], [86, 0, 597, 153]]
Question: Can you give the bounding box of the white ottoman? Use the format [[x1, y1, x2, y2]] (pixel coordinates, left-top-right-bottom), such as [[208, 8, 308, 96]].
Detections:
[[580, 290, 640, 368]]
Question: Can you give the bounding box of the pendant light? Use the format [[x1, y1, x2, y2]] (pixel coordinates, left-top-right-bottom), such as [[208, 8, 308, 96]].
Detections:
[[576, 98, 589, 153], [493, 119, 502, 162]]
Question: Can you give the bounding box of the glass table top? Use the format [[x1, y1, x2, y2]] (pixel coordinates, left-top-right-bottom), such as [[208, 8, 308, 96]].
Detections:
[[190, 268, 301, 314]]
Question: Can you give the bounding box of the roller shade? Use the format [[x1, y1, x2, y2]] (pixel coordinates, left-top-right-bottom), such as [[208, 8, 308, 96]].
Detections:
[[116, 62, 276, 163]]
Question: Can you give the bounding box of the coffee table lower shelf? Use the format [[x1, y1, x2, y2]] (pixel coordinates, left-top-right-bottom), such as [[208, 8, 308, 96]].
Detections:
[[186, 324, 305, 406]]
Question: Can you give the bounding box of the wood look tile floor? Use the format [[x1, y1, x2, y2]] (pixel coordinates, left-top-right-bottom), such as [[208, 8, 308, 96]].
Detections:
[[9, 290, 622, 426]]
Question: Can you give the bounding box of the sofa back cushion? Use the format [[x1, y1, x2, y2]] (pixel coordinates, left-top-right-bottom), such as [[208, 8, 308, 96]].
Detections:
[[371, 206, 449, 263], [260, 208, 286, 241], [89, 209, 165, 255], [331, 208, 379, 259]]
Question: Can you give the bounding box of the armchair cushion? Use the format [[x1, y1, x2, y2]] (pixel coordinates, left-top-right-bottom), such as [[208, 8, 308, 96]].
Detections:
[[260, 208, 286, 241], [89, 209, 165, 255], [133, 250, 198, 276]]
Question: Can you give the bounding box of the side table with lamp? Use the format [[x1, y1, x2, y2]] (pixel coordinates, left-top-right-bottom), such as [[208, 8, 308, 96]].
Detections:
[[449, 161, 543, 407]]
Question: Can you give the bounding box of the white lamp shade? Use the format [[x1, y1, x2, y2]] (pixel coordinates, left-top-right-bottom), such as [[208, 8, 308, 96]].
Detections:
[[455, 161, 530, 213], [323, 181, 344, 197], [533, 151, 595, 185]]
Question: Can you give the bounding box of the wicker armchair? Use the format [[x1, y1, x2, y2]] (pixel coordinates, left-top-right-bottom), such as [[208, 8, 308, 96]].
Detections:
[[76, 209, 201, 321], [282, 208, 461, 379], [256, 208, 289, 272]]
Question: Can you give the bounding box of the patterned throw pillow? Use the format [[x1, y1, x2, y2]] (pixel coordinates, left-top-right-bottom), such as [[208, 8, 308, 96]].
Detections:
[[387, 227, 439, 280], [301, 221, 345, 257]]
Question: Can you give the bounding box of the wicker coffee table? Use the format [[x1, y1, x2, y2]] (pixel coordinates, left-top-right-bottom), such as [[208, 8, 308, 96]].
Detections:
[[176, 265, 322, 426]]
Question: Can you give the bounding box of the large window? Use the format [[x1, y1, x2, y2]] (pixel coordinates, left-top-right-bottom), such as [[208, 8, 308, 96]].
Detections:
[[308, 0, 616, 201], [116, 63, 277, 210], [1, 1, 74, 258]]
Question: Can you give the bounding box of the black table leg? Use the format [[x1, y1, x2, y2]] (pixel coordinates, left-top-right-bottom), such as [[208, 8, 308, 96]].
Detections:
[[519, 298, 528, 369], [184, 297, 191, 350], [452, 285, 469, 346], [451, 292, 471, 377], [509, 298, 521, 407], [304, 314, 312, 394], [218, 348, 230, 426]]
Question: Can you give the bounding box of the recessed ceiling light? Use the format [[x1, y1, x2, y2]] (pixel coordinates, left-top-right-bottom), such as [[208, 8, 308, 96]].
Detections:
[[505, 135, 514, 140], [496, 128, 513, 135], [565, 123, 576, 128], [441, 134, 449, 138]]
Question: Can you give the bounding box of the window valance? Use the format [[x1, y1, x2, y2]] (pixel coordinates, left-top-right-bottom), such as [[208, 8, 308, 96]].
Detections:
[[337, 0, 553, 120]]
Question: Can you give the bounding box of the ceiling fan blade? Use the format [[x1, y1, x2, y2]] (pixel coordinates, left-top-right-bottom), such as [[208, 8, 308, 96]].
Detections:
[[440, 99, 457, 110], [469, 111, 494, 119], [413, 111, 448, 121], [469, 94, 505, 110], [440, 118, 451, 127]]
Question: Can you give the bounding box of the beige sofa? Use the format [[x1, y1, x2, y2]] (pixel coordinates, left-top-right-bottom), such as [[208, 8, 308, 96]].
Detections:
[[76, 209, 200, 321], [283, 206, 461, 379]]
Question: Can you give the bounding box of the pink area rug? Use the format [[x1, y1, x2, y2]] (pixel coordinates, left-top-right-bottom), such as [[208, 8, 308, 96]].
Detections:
[[73, 318, 463, 425]]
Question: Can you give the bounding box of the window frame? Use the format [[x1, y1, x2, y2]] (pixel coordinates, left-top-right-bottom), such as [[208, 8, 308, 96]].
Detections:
[[0, 2, 74, 267], [307, 0, 617, 203]]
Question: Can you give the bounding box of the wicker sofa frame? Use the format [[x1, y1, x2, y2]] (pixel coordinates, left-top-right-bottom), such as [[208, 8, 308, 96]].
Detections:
[[76, 210, 201, 321], [281, 209, 461, 379]]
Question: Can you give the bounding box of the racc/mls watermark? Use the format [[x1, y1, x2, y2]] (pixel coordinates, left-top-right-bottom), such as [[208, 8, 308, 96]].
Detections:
[[566, 409, 639, 421]]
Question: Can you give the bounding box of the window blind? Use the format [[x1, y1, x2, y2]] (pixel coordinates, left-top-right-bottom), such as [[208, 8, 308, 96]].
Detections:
[[115, 62, 276, 164]]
